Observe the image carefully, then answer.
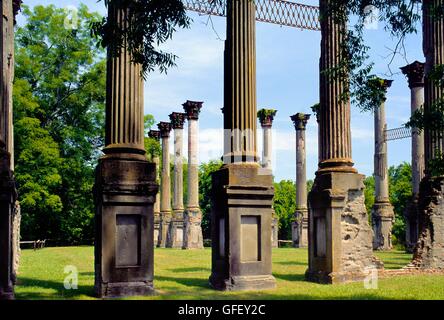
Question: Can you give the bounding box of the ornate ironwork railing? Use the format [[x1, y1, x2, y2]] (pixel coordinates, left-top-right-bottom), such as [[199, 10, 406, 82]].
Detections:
[[183, 0, 321, 31], [385, 126, 412, 142]]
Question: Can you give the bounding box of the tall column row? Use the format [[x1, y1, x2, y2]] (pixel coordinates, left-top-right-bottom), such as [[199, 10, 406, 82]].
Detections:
[[153, 102, 204, 250]]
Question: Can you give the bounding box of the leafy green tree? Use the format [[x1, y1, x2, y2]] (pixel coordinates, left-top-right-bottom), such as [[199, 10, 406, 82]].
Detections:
[[14, 4, 105, 243], [388, 163, 412, 245], [198, 160, 223, 239], [364, 175, 375, 217], [273, 180, 296, 240]]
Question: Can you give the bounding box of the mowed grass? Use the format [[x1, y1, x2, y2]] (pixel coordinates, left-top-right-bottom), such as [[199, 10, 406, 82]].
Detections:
[[15, 246, 444, 300]]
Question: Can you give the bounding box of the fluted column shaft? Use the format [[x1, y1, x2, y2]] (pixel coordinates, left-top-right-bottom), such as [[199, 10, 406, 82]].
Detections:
[[374, 89, 391, 202], [401, 61, 426, 196], [296, 130, 308, 208], [153, 155, 161, 212], [262, 126, 272, 169], [0, 0, 13, 152], [170, 113, 186, 214], [104, 2, 144, 157], [183, 101, 203, 249], [423, 0, 444, 170], [291, 114, 310, 247], [411, 86, 425, 194], [188, 119, 199, 208], [318, 0, 353, 172], [173, 128, 184, 210], [159, 124, 172, 214], [223, 0, 257, 163]]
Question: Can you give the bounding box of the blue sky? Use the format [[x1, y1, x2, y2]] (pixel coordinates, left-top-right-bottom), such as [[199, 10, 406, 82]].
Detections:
[[19, 0, 422, 182]]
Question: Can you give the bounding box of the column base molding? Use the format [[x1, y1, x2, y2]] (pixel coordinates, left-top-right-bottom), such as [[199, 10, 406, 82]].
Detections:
[[183, 208, 204, 249], [372, 201, 395, 251], [157, 212, 171, 248], [166, 211, 185, 249], [292, 209, 308, 248]]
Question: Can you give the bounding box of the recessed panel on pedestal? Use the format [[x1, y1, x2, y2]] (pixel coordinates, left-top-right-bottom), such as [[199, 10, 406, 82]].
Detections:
[[116, 214, 141, 267], [241, 216, 261, 262], [315, 217, 326, 258]]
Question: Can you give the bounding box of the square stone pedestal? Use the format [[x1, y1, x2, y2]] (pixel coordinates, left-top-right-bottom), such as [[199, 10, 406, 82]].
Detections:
[[0, 149, 16, 300], [306, 171, 381, 284], [183, 208, 204, 249], [412, 176, 444, 268], [157, 214, 170, 248], [209, 164, 276, 291], [167, 212, 184, 248], [292, 209, 308, 248], [94, 157, 158, 298]]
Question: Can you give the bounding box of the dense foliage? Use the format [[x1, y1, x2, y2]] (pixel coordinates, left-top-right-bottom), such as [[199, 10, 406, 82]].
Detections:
[[198, 160, 223, 239], [14, 5, 106, 243], [273, 180, 297, 240]]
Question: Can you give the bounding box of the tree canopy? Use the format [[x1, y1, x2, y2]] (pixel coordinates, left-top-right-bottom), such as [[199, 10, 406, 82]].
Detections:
[[14, 4, 106, 243]]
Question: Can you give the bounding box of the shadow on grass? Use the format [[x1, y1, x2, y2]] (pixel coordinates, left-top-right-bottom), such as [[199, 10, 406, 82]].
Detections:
[[274, 261, 308, 267], [15, 277, 95, 300], [155, 275, 210, 289], [168, 267, 211, 273], [273, 273, 306, 282]]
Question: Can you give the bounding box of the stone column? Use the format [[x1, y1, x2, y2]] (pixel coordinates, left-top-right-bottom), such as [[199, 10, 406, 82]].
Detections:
[[290, 113, 310, 248], [411, 0, 444, 269], [157, 122, 172, 248], [167, 112, 186, 248], [257, 109, 278, 248], [306, 0, 378, 284], [210, 0, 276, 291], [372, 79, 395, 251], [10, 1, 20, 286], [148, 130, 161, 246], [0, 0, 17, 300], [183, 101, 204, 249], [400, 61, 425, 252], [94, 0, 158, 298]]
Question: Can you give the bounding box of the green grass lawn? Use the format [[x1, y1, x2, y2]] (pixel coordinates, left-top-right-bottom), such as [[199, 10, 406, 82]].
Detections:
[[14, 246, 444, 300]]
